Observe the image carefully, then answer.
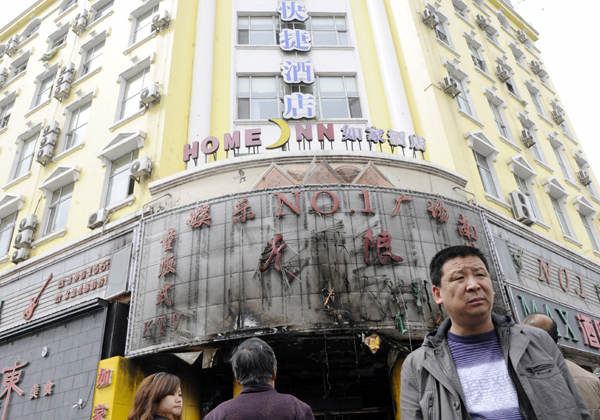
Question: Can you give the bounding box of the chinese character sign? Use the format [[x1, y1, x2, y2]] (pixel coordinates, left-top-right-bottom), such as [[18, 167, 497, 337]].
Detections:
[[279, 29, 311, 51], [283, 93, 316, 119], [96, 368, 113, 388], [281, 60, 315, 84], [277, 1, 308, 21], [92, 404, 109, 420], [341, 125, 363, 142], [0, 362, 27, 420]]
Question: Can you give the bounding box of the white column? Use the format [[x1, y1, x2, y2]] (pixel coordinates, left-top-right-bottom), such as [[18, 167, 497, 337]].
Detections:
[[187, 0, 217, 168], [365, 0, 414, 133]]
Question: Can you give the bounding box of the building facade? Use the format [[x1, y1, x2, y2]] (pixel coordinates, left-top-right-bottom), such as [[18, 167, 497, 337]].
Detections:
[[0, 0, 599, 419]]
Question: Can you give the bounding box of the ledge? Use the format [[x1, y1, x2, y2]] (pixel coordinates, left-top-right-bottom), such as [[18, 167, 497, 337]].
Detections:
[[499, 136, 522, 152], [2, 171, 31, 191], [31, 226, 68, 249], [484, 193, 512, 210], [85, 9, 114, 32], [458, 110, 484, 128], [540, 81, 555, 95], [564, 235, 583, 248], [533, 159, 553, 174], [508, 92, 525, 106], [2, 71, 27, 90], [455, 13, 475, 29], [487, 41, 505, 54], [107, 195, 136, 212], [437, 40, 460, 57], [123, 31, 158, 55], [71, 66, 102, 87], [18, 33, 39, 50], [24, 98, 52, 118], [474, 67, 496, 84], [109, 108, 146, 131], [52, 142, 86, 163], [563, 132, 578, 146], [564, 178, 581, 192], [150, 149, 470, 195], [54, 3, 78, 23], [0, 254, 8, 264], [516, 61, 531, 75], [0, 126, 7, 136], [534, 220, 551, 231], [537, 113, 554, 127]]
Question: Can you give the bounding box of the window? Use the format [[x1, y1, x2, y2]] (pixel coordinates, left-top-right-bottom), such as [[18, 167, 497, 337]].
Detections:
[[9, 54, 29, 80], [64, 102, 91, 150], [560, 121, 573, 138], [34, 74, 55, 107], [238, 15, 348, 46], [550, 139, 574, 183], [47, 24, 70, 51], [120, 66, 149, 119], [131, 2, 159, 45], [580, 213, 599, 251], [525, 81, 546, 118], [59, 0, 77, 14], [510, 44, 526, 67], [237, 75, 361, 120], [106, 150, 138, 206], [465, 131, 502, 200], [45, 183, 74, 235], [13, 133, 38, 180], [452, 0, 469, 20], [489, 100, 509, 138], [0, 212, 17, 256], [445, 60, 477, 119], [467, 40, 486, 72], [80, 39, 105, 76], [92, 0, 114, 22], [50, 32, 68, 50], [514, 174, 539, 219], [483, 25, 499, 46], [22, 20, 41, 41], [0, 100, 14, 130], [475, 150, 498, 197], [550, 196, 572, 236], [432, 12, 453, 48]]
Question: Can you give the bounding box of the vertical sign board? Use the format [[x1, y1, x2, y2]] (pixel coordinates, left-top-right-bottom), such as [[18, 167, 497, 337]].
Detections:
[[126, 185, 502, 357]]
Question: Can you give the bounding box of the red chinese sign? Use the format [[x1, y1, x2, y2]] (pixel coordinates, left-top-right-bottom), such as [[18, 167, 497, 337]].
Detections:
[[363, 231, 403, 265], [457, 213, 478, 247], [259, 234, 287, 272], [156, 283, 174, 307], [0, 362, 27, 420], [427, 200, 449, 223], [233, 198, 255, 223], [92, 404, 109, 420], [186, 205, 211, 229], [96, 368, 113, 389]]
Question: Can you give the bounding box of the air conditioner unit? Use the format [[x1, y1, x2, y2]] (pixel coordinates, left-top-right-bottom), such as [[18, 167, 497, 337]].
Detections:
[[475, 14, 489, 29], [530, 60, 542, 74], [40, 132, 59, 148], [5, 37, 19, 56], [72, 10, 89, 34], [0, 67, 7, 86], [60, 62, 76, 75], [12, 248, 30, 264], [130, 156, 153, 178], [18, 214, 37, 232], [140, 84, 161, 106], [521, 129, 535, 147], [517, 29, 528, 43], [57, 72, 74, 85], [151, 9, 170, 31], [509, 190, 534, 226], [422, 9, 439, 28], [496, 65, 510, 82], [36, 145, 55, 165], [578, 170, 592, 186], [14, 230, 34, 249], [442, 76, 460, 97], [43, 121, 61, 136], [53, 83, 71, 101], [88, 208, 110, 229], [551, 109, 565, 124]]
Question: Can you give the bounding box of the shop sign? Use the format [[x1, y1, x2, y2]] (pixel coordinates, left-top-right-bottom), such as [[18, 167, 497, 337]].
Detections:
[[183, 120, 426, 163], [0, 361, 55, 420], [126, 186, 493, 356], [508, 286, 600, 356]]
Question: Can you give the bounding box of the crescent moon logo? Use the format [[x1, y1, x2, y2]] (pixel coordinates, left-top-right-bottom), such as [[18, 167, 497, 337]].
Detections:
[[266, 118, 291, 150]]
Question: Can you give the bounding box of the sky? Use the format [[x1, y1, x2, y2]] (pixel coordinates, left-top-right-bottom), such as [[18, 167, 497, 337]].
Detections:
[[1, 1, 598, 176]]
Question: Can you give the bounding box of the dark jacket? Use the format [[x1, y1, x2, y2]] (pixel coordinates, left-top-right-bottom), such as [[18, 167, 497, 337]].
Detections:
[[204, 383, 315, 420], [400, 313, 592, 420]]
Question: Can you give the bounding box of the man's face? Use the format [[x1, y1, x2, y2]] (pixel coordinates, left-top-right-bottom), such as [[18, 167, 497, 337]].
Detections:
[[432, 255, 494, 333]]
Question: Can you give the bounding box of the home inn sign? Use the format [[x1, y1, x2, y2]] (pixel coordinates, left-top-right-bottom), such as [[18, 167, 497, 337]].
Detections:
[[126, 186, 498, 356]]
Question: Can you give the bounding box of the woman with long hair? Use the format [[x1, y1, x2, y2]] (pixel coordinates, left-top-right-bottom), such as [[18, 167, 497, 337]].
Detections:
[[127, 372, 183, 420]]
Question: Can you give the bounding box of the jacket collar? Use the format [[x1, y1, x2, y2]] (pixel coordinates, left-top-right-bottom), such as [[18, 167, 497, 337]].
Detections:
[[424, 312, 514, 347]]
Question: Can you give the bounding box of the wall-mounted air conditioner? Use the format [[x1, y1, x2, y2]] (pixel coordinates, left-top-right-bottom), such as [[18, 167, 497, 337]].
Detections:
[[18, 214, 37, 232], [422, 9, 439, 28], [442, 76, 460, 97], [88, 208, 110, 229], [72, 10, 89, 35], [14, 230, 34, 249], [496, 65, 510, 82], [36, 145, 55, 165], [130, 156, 153, 178], [509, 190, 534, 226], [140, 84, 161, 106], [151, 10, 170, 31], [521, 130, 535, 148], [551, 109, 565, 125], [577, 170, 592, 186], [12, 248, 30, 264], [475, 14, 489, 29]]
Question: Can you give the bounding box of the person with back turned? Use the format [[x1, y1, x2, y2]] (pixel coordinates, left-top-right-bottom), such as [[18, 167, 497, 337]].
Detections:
[[204, 337, 315, 420], [400, 245, 591, 420], [523, 312, 600, 420]]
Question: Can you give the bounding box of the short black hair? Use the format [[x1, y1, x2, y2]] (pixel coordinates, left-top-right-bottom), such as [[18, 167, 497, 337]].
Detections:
[[429, 245, 489, 287], [230, 338, 277, 386], [522, 313, 559, 343]]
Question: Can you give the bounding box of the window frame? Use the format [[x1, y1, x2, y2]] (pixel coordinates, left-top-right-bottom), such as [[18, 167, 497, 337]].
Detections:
[[30, 65, 59, 111], [9, 126, 41, 183], [445, 60, 478, 120], [0, 212, 17, 257], [129, 0, 160, 47], [114, 57, 154, 124], [507, 154, 543, 223], [44, 183, 75, 236], [102, 150, 139, 208], [91, 0, 114, 23], [236, 74, 362, 121], [0, 98, 15, 131], [464, 131, 503, 201], [8, 53, 30, 81], [543, 177, 576, 239], [47, 24, 69, 52]]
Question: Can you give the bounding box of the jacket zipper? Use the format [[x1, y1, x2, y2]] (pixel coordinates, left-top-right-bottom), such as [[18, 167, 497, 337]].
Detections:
[[428, 393, 433, 420]]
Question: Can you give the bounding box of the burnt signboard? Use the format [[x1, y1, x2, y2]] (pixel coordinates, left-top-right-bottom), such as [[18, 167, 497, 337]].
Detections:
[[126, 186, 501, 356]]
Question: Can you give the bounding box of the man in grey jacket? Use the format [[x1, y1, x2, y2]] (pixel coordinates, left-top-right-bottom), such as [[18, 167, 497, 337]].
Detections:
[[400, 245, 591, 420]]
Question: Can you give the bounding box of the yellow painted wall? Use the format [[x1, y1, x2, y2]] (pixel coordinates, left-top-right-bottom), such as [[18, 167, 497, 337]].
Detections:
[[390, 357, 403, 420]]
